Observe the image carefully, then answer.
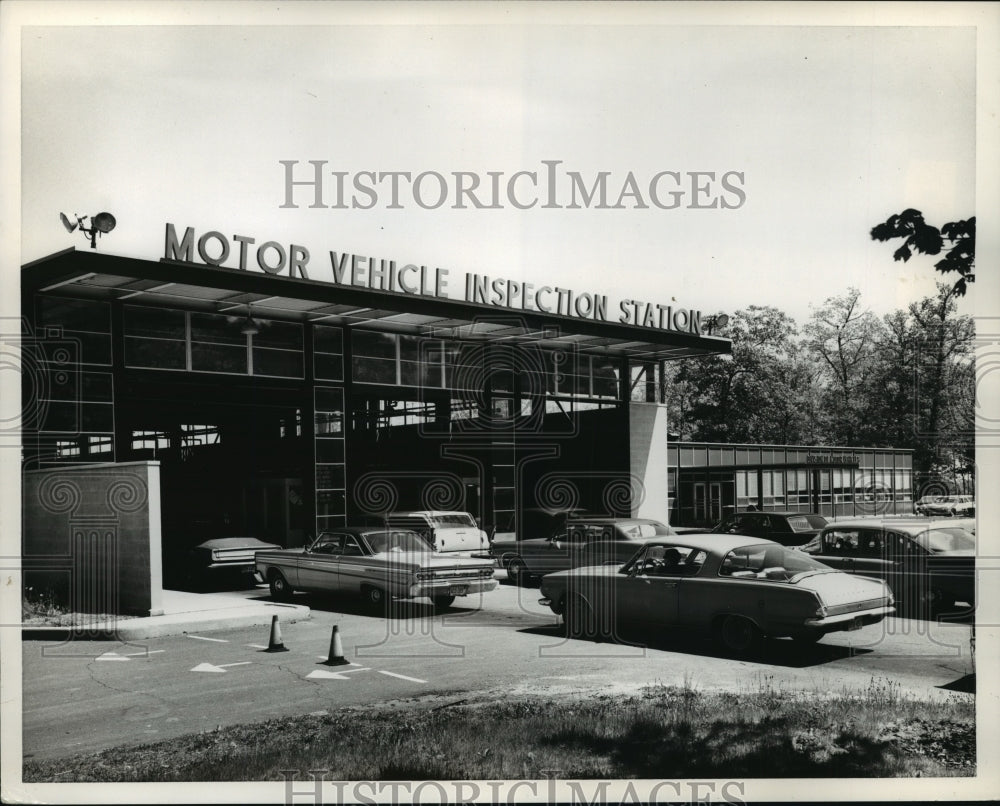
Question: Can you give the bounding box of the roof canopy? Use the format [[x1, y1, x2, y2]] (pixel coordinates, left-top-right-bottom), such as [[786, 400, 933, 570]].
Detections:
[[24, 249, 731, 362]]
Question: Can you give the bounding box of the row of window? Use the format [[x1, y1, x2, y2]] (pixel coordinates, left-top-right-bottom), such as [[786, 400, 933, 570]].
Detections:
[[38, 299, 660, 406], [735, 468, 913, 508]]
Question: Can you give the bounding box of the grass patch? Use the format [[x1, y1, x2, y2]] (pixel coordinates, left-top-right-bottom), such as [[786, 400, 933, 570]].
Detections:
[[24, 678, 975, 782]]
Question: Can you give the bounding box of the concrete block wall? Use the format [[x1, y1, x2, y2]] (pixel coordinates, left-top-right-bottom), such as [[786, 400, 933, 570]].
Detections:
[[23, 461, 163, 617]]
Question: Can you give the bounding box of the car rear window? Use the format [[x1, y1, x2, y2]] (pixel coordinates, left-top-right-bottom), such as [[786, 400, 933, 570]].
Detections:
[[917, 527, 975, 553], [431, 513, 477, 527], [786, 515, 827, 532]]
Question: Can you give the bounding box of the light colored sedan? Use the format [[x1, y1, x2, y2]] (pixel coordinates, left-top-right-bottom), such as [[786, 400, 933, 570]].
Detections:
[[538, 534, 894, 655], [256, 528, 497, 610]]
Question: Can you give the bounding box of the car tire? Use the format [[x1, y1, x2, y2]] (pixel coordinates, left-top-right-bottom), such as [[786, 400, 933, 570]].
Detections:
[[564, 595, 599, 641], [432, 594, 456, 610], [363, 585, 389, 612], [915, 587, 955, 617], [507, 557, 530, 586], [268, 571, 293, 602], [716, 615, 763, 656]]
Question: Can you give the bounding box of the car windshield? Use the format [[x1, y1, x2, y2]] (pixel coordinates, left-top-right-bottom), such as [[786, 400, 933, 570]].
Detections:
[[719, 543, 835, 582], [364, 530, 434, 554], [432, 513, 477, 527], [786, 514, 828, 532], [914, 527, 974, 553]]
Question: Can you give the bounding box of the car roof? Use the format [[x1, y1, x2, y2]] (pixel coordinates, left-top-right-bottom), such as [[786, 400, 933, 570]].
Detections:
[[645, 534, 780, 553], [732, 510, 822, 518], [323, 526, 420, 538], [387, 511, 472, 517], [566, 516, 664, 524], [819, 519, 968, 536]]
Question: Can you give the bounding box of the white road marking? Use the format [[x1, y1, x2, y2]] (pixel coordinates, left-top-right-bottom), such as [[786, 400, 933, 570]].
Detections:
[[96, 652, 128, 662], [190, 661, 253, 673], [306, 667, 371, 681], [125, 650, 165, 657], [248, 644, 269, 650], [186, 635, 228, 642], [378, 671, 427, 684]]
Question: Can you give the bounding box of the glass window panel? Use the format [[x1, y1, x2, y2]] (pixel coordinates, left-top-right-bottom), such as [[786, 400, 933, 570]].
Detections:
[[252, 347, 303, 378], [190, 312, 247, 345], [42, 333, 111, 366], [315, 414, 343, 437], [352, 356, 396, 384], [316, 465, 346, 490], [315, 439, 344, 463], [124, 336, 186, 369], [41, 402, 80, 432], [191, 342, 247, 374], [313, 325, 343, 354], [315, 387, 343, 412], [81, 372, 113, 402], [87, 434, 114, 455], [314, 353, 343, 382], [353, 330, 397, 359], [81, 403, 114, 431], [398, 335, 421, 361], [124, 305, 185, 340], [39, 297, 111, 333], [253, 321, 303, 350]]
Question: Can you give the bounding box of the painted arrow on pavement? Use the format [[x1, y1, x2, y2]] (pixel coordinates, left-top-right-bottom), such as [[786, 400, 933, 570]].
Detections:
[[190, 661, 253, 673], [306, 667, 371, 681]]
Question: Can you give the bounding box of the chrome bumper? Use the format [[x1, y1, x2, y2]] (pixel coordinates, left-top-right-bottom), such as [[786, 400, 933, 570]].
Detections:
[[407, 578, 498, 598], [805, 605, 895, 628]]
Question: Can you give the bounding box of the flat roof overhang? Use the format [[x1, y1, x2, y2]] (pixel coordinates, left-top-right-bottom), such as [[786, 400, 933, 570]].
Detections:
[[23, 249, 731, 361]]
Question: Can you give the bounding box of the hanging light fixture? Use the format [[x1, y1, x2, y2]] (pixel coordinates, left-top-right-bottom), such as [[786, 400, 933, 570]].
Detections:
[[240, 305, 260, 336]]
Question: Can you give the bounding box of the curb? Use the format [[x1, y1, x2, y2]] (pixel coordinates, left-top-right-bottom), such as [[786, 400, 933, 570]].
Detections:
[[21, 603, 311, 641]]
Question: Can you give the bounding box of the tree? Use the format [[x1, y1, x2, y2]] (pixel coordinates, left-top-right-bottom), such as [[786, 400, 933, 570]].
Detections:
[[664, 306, 816, 443], [870, 209, 976, 296], [803, 288, 886, 445]]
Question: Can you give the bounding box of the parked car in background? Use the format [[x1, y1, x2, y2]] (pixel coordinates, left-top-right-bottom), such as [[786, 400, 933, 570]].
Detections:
[[914, 495, 945, 515], [920, 495, 975, 517], [490, 507, 594, 547], [538, 534, 894, 655], [492, 516, 676, 585], [256, 527, 497, 609], [800, 520, 975, 616], [383, 511, 490, 555], [712, 510, 828, 547], [182, 536, 281, 589]]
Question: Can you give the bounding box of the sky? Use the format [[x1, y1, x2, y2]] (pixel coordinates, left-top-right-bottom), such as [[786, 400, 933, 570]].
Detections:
[[12, 6, 988, 327]]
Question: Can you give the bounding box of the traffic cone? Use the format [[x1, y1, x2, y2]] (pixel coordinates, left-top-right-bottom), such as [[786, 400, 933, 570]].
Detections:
[[264, 614, 289, 653], [321, 624, 349, 666]]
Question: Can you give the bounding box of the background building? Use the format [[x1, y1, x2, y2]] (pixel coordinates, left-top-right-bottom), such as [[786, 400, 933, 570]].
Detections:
[[669, 441, 914, 526]]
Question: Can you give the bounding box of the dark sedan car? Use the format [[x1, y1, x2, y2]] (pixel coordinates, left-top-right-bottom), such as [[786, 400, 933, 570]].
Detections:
[[183, 537, 282, 588], [713, 511, 828, 547], [491, 516, 677, 584], [800, 519, 975, 617]]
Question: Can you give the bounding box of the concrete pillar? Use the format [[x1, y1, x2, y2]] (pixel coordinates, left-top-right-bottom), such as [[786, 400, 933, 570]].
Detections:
[[628, 402, 669, 523]]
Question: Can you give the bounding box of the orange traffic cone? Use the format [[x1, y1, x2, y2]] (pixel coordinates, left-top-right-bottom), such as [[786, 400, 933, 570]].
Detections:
[[264, 614, 289, 653], [321, 624, 349, 666]]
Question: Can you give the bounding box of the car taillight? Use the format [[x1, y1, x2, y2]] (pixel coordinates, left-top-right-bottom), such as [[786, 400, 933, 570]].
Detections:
[[211, 550, 221, 561], [815, 601, 827, 618]]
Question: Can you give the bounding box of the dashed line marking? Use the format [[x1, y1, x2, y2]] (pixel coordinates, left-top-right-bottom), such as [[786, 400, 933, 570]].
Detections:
[[378, 671, 427, 684], [187, 635, 228, 642], [247, 644, 269, 650], [96, 652, 129, 662]]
